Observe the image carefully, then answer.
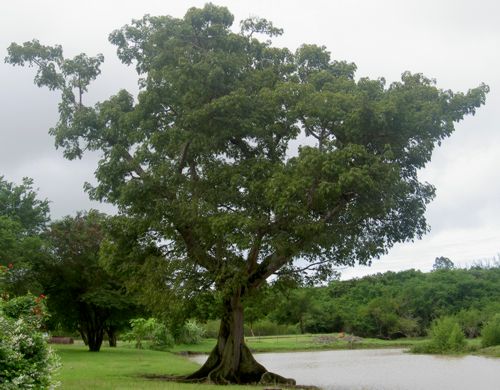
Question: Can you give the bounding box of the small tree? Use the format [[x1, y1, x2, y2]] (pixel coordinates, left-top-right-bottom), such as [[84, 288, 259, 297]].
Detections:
[[7, 4, 488, 383], [123, 317, 174, 350]]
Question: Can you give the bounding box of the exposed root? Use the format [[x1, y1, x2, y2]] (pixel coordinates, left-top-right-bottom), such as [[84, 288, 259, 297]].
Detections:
[[260, 371, 296, 386], [143, 371, 297, 386]]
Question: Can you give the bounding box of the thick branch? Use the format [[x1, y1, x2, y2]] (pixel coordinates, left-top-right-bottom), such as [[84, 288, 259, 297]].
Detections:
[[248, 249, 296, 291], [247, 195, 354, 289], [230, 138, 255, 157], [246, 231, 264, 275], [122, 150, 146, 178], [176, 225, 217, 273]]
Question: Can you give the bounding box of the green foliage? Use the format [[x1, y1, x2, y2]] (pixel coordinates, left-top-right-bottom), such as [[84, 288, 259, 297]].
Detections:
[[270, 288, 313, 334], [150, 323, 175, 351], [456, 308, 484, 338], [123, 317, 174, 351], [202, 320, 221, 339], [203, 319, 299, 338], [481, 314, 500, 348], [39, 211, 137, 352], [244, 319, 299, 337], [254, 267, 500, 340], [177, 320, 206, 345], [123, 318, 154, 349], [0, 176, 49, 234], [0, 177, 50, 295], [412, 316, 466, 354], [433, 256, 455, 271], [1, 293, 48, 326]]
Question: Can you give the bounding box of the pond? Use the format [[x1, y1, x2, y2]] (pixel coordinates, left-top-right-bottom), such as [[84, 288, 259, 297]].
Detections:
[[190, 348, 500, 390]]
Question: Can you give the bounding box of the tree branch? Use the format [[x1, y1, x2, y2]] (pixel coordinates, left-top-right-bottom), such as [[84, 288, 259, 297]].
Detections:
[[246, 230, 264, 275], [176, 225, 217, 273], [177, 140, 191, 174], [276, 259, 331, 275], [121, 149, 146, 178]]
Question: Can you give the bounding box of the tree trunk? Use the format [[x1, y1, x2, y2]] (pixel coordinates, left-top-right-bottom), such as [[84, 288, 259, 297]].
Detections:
[[80, 305, 106, 352], [80, 315, 104, 352], [79, 328, 88, 345], [185, 289, 295, 385], [107, 326, 117, 347], [84, 325, 104, 352]]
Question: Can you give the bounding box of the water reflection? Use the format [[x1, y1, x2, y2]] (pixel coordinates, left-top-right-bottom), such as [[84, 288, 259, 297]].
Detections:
[[190, 348, 500, 390]]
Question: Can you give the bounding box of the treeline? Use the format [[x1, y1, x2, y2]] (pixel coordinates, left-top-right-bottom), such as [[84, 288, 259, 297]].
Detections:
[[239, 266, 500, 339]]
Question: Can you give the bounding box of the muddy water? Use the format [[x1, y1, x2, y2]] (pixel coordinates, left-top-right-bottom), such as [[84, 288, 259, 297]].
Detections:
[[190, 348, 500, 390]]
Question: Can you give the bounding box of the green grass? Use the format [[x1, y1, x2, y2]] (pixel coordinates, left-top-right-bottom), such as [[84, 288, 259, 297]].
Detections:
[[54, 343, 257, 390]]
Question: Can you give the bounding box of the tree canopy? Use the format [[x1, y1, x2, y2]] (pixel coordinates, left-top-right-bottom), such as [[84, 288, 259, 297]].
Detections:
[[6, 3, 488, 384]]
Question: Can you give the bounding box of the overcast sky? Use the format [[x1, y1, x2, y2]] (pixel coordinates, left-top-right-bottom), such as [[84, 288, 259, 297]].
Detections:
[[1, 0, 499, 279]]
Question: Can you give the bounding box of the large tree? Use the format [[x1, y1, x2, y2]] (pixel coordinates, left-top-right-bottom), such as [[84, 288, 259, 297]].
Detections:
[[6, 4, 488, 384]]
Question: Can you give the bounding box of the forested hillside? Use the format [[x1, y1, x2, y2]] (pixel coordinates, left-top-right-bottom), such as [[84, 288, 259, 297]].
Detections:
[[240, 265, 500, 339]]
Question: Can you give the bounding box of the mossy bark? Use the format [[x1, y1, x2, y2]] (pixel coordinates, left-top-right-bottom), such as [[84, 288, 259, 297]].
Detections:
[[185, 289, 295, 385]]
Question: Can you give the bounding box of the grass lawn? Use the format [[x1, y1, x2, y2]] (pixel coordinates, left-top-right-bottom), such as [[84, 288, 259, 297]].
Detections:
[[54, 343, 257, 390]]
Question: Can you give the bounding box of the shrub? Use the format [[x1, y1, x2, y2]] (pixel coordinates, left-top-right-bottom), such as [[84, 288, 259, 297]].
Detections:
[[2, 293, 48, 325], [481, 314, 500, 348], [429, 316, 466, 353], [412, 316, 466, 354], [178, 320, 206, 344], [0, 315, 60, 389], [0, 288, 59, 389], [150, 322, 175, 351]]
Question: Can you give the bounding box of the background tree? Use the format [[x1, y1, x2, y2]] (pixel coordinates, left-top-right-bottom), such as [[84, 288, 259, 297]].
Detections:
[[433, 256, 455, 271], [7, 3, 488, 384], [40, 211, 136, 351], [0, 176, 49, 295], [271, 288, 314, 334]]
